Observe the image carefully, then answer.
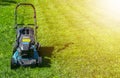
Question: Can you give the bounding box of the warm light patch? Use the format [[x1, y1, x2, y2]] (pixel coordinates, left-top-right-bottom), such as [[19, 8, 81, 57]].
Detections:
[[96, 0, 120, 18]]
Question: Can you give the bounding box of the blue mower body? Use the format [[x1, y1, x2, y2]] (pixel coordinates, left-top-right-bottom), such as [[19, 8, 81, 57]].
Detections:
[[12, 45, 41, 66]]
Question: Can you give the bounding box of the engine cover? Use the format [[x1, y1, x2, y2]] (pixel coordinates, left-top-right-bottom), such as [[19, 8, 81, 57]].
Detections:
[[19, 36, 31, 51]]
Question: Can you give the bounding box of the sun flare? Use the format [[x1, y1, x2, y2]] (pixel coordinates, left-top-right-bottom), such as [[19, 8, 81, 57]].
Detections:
[[96, 0, 120, 18], [104, 0, 120, 12]]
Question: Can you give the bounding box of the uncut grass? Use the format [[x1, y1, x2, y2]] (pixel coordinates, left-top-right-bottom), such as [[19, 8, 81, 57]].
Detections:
[[0, 0, 120, 78]]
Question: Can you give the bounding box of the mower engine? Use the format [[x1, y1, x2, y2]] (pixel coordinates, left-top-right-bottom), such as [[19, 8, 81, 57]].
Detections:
[[18, 28, 34, 58]]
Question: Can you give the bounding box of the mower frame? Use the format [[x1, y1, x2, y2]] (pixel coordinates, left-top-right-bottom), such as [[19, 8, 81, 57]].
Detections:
[[14, 3, 38, 41]]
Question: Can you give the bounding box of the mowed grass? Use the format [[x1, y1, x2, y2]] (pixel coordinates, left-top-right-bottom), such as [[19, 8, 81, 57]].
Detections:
[[0, 0, 120, 78]]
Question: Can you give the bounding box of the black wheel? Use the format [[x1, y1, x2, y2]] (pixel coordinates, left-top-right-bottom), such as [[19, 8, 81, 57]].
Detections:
[[37, 57, 42, 67], [36, 42, 40, 51], [11, 58, 17, 69]]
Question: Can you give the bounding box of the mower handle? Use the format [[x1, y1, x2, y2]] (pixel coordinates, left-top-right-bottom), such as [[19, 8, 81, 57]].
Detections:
[[15, 3, 38, 29]]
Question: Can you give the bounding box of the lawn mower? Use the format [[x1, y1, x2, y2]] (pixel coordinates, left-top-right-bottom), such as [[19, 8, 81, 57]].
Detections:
[[11, 3, 42, 69]]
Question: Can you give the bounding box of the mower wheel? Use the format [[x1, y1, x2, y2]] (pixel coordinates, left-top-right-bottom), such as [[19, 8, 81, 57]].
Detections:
[[11, 58, 17, 69], [36, 42, 40, 51], [37, 57, 42, 66]]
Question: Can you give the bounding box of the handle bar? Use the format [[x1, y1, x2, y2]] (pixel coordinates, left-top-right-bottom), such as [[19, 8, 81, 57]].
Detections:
[[15, 3, 37, 29]]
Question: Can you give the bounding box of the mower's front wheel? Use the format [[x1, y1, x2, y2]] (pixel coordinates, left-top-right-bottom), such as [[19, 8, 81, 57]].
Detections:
[[11, 58, 17, 69]]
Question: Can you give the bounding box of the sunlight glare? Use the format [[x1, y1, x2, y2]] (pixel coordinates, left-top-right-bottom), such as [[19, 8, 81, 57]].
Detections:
[[97, 0, 120, 18]]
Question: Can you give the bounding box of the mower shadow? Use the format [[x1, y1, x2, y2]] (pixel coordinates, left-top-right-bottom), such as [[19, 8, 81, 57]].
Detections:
[[39, 47, 54, 67]]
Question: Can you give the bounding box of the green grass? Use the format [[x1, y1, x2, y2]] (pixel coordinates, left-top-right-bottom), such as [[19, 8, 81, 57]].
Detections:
[[1, 0, 120, 78]]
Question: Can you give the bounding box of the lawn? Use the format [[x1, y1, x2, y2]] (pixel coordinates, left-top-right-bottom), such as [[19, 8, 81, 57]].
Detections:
[[0, 0, 120, 78]]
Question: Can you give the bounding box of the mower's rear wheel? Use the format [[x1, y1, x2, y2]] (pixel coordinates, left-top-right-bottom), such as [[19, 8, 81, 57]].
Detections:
[[11, 58, 17, 69], [37, 57, 42, 67], [36, 42, 40, 51]]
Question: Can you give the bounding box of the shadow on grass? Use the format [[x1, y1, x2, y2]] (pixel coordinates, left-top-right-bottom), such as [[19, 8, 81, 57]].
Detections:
[[0, 0, 17, 6], [39, 47, 54, 67], [57, 42, 74, 52]]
